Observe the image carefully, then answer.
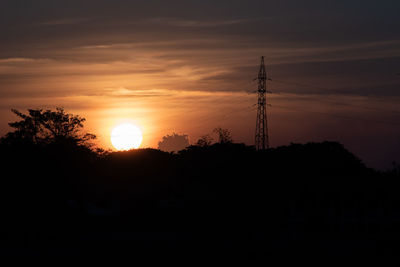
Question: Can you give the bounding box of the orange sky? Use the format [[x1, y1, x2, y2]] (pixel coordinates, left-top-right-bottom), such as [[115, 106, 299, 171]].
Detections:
[[0, 44, 399, 170], [1, 87, 399, 171]]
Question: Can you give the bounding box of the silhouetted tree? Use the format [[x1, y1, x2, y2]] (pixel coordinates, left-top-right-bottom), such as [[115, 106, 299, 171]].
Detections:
[[1, 107, 96, 147], [195, 134, 213, 147], [391, 161, 400, 176], [158, 132, 189, 152], [213, 127, 232, 144]]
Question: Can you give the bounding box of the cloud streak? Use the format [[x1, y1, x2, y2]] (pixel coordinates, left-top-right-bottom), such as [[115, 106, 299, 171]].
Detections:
[[37, 17, 91, 26]]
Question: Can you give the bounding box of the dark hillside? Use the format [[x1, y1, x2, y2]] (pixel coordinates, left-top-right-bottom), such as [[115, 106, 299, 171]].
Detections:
[[0, 140, 399, 263]]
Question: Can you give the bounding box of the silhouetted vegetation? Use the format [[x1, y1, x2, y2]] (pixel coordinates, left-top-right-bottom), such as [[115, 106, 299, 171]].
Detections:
[[2, 108, 96, 149], [213, 127, 233, 143], [195, 134, 213, 147], [0, 108, 399, 263]]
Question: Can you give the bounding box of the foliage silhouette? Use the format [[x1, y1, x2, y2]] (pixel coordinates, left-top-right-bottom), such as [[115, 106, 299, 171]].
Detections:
[[0, 109, 400, 263], [195, 134, 213, 147], [2, 107, 96, 148], [213, 127, 232, 143]]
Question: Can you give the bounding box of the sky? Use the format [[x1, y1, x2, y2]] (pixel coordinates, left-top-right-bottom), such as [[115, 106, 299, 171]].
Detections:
[[0, 0, 399, 169]]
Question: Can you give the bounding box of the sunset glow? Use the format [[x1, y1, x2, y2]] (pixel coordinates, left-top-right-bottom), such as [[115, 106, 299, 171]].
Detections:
[[111, 123, 143, 150]]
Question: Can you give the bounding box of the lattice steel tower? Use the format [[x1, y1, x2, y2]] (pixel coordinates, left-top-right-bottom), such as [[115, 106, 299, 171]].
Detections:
[[255, 56, 269, 150]]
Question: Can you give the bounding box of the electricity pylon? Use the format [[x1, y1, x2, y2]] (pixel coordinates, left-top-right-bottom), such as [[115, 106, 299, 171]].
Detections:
[[255, 56, 269, 150]]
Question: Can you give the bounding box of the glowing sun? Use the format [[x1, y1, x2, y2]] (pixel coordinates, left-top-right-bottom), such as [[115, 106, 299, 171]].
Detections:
[[111, 123, 143, 150]]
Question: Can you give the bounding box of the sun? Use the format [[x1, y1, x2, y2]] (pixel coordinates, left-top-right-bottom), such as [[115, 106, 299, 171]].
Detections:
[[111, 123, 143, 150]]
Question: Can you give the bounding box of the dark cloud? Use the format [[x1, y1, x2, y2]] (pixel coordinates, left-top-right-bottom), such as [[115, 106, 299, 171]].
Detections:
[[1, 0, 399, 51]]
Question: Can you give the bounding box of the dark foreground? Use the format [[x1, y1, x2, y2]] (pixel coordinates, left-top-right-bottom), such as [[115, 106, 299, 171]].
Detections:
[[1, 141, 399, 264]]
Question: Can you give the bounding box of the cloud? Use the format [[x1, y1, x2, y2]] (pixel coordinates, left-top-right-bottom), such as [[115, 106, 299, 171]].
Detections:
[[37, 18, 91, 26], [93, 88, 175, 98], [0, 1, 399, 99], [0, 58, 54, 64], [142, 17, 257, 28]]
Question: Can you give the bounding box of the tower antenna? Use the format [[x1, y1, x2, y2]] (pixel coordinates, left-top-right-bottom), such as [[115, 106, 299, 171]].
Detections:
[[255, 56, 269, 150]]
